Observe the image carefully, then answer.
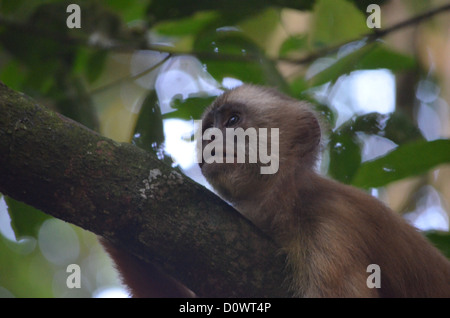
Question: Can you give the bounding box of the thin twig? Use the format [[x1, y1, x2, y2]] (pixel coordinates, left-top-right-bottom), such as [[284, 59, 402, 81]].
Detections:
[[88, 53, 172, 95], [369, 2, 450, 39]]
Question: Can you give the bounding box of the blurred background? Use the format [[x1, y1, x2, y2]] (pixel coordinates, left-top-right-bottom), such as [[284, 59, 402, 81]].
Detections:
[[0, 0, 449, 297]]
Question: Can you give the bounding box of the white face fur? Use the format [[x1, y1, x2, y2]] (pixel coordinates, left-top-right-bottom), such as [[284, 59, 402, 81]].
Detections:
[[197, 84, 321, 205]]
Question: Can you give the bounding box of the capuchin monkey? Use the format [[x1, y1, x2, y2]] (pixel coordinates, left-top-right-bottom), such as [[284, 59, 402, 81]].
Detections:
[[198, 84, 450, 297], [104, 84, 450, 298]]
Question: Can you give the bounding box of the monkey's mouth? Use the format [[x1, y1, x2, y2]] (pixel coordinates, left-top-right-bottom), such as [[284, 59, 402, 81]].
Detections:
[[198, 155, 239, 169], [200, 146, 237, 167]]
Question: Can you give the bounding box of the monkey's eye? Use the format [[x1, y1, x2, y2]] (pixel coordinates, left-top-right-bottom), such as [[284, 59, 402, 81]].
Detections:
[[225, 114, 240, 127]]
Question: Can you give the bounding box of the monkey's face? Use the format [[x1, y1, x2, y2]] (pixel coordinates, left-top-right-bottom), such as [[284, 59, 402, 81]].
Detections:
[[198, 100, 265, 202], [197, 85, 321, 204]]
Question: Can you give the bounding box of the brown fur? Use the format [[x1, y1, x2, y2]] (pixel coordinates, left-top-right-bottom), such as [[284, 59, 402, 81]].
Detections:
[[199, 84, 450, 297], [100, 239, 194, 297]]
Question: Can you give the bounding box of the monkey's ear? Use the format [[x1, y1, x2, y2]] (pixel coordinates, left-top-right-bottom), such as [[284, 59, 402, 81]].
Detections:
[[309, 114, 322, 147], [296, 110, 322, 164]]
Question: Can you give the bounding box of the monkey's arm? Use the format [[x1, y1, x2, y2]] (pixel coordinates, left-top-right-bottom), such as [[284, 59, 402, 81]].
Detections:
[[100, 240, 195, 297]]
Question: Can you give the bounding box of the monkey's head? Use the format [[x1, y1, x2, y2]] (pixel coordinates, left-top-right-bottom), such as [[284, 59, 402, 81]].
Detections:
[[197, 84, 321, 205]]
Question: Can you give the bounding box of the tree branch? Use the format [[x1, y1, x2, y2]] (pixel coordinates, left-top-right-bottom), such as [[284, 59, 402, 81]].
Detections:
[[0, 82, 290, 297]]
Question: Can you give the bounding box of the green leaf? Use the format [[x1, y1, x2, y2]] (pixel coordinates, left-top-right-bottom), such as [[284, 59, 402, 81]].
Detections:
[[382, 112, 424, 145], [154, 11, 220, 36], [425, 231, 450, 259], [163, 96, 217, 121], [105, 0, 148, 22], [238, 8, 281, 52], [310, 0, 367, 48], [4, 197, 51, 239], [358, 46, 416, 71], [289, 76, 309, 96], [309, 43, 416, 87], [308, 43, 372, 87], [0, 60, 26, 92], [0, 0, 28, 15], [279, 35, 308, 57], [147, 0, 315, 23], [328, 132, 362, 183], [348, 0, 388, 12], [132, 90, 165, 153], [352, 139, 450, 188], [85, 50, 108, 83], [51, 75, 99, 131], [194, 29, 288, 89], [339, 112, 424, 145]]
